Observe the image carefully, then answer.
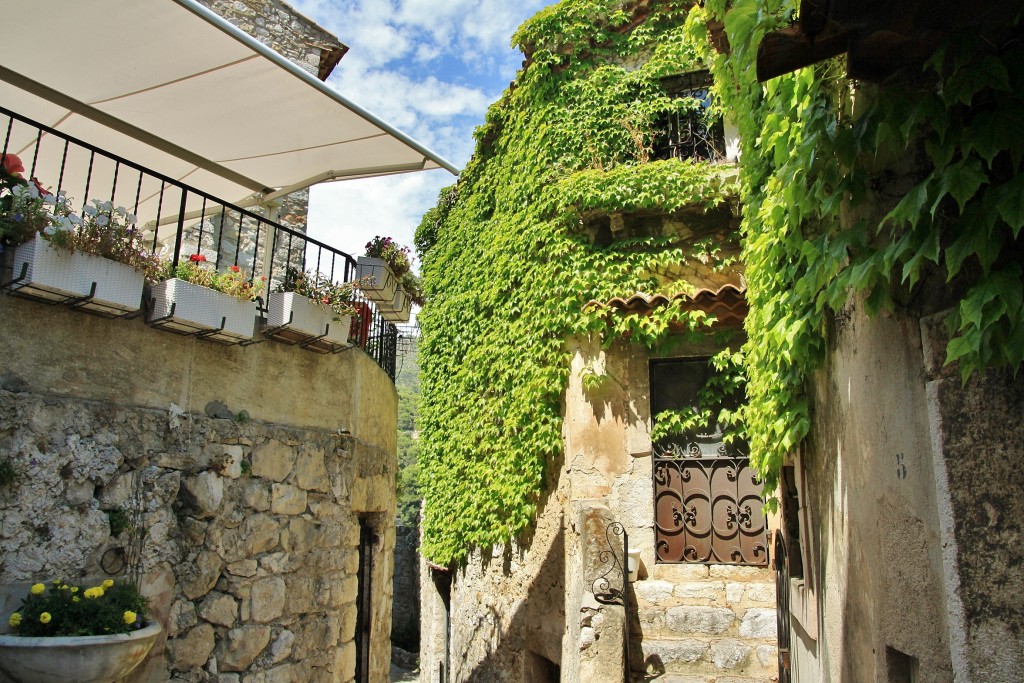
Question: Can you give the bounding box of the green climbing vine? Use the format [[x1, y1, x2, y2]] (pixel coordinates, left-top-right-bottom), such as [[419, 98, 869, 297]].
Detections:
[[416, 0, 740, 565], [684, 0, 1024, 496]]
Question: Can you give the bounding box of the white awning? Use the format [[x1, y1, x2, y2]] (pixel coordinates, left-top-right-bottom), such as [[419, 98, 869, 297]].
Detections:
[[0, 0, 457, 221]]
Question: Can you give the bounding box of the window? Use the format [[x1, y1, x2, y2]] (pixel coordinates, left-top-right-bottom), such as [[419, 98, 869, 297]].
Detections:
[[652, 71, 726, 163], [651, 358, 768, 565]]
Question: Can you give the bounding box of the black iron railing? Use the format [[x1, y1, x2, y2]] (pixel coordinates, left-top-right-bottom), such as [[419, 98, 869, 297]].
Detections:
[[653, 70, 726, 163], [0, 105, 398, 379]]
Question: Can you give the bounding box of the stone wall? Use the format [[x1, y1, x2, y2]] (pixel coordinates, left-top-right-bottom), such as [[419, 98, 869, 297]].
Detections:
[[0, 291, 398, 683]]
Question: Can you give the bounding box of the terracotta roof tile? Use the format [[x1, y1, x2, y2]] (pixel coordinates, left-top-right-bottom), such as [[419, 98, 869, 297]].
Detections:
[[591, 283, 747, 326]]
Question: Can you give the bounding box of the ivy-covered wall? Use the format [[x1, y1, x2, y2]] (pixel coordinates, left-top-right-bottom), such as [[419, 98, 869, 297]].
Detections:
[[417, 0, 741, 566]]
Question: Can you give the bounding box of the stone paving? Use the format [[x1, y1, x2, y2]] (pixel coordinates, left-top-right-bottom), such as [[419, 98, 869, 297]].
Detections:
[[389, 662, 418, 682]]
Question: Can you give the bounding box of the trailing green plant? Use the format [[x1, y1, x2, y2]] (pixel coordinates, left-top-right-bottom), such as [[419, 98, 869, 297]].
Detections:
[[650, 348, 746, 444], [417, 0, 741, 564], [685, 0, 1024, 495], [107, 509, 131, 538]]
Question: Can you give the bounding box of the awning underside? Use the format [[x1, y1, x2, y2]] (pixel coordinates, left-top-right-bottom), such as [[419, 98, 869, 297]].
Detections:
[[0, 0, 455, 220]]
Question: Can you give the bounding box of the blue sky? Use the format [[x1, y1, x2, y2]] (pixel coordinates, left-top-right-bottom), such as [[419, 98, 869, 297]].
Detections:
[[287, 0, 553, 259]]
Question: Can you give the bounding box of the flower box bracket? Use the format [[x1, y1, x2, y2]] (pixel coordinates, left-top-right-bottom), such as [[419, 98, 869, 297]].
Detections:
[[261, 309, 355, 355], [148, 299, 239, 344], [147, 278, 257, 345], [2, 251, 144, 320]]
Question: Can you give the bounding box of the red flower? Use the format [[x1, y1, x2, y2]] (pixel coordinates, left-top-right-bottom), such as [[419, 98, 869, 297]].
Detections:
[[229, 265, 241, 273], [2, 153, 25, 176], [31, 177, 51, 196], [189, 253, 207, 263]]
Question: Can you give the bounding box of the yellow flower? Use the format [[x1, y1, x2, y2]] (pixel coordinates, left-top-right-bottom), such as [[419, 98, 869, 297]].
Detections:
[[102, 579, 114, 589], [123, 611, 137, 625], [72, 597, 80, 603], [59, 585, 69, 591], [30, 583, 45, 595], [39, 612, 51, 624], [8, 613, 21, 627], [70, 587, 79, 593], [83, 587, 104, 599]]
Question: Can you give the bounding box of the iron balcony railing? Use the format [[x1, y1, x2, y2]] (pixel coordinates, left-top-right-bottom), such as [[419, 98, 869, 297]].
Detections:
[[0, 105, 398, 380]]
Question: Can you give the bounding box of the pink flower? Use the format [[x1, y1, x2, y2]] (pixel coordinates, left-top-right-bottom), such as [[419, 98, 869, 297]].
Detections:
[[229, 265, 240, 273], [2, 153, 25, 176]]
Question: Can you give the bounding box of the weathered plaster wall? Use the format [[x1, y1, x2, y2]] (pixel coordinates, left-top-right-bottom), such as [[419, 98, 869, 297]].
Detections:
[[790, 301, 955, 682], [0, 293, 397, 683], [920, 313, 1024, 682]]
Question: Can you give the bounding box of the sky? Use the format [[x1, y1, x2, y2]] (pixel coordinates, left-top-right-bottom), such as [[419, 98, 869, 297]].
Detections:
[[287, 0, 553, 261]]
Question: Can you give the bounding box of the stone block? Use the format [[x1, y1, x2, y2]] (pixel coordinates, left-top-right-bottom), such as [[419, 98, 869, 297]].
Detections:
[[295, 447, 329, 492], [738, 608, 777, 638], [97, 471, 137, 510], [271, 483, 308, 515], [268, 629, 295, 665], [639, 606, 667, 632], [708, 565, 769, 580], [251, 577, 287, 623], [665, 606, 735, 635], [169, 623, 216, 671], [641, 638, 708, 665], [259, 552, 291, 574], [227, 559, 259, 577], [284, 576, 315, 615], [745, 583, 775, 603], [220, 444, 244, 479], [220, 625, 272, 672], [634, 579, 674, 604], [654, 563, 710, 582], [756, 644, 777, 666], [182, 471, 224, 518], [674, 581, 725, 601], [252, 439, 296, 482], [242, 479, 272, 512], [726, 582, 745, 604], [200, 592, 239, 628], [169, 598, 199, 638], [711, 640, 751, 669], [335, 641, 356, 680], [181, 550, 224, 600]]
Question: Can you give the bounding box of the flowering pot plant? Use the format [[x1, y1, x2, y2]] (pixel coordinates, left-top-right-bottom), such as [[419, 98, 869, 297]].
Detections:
[[277, 267, 358, 320], [1, 154, 158, 278], [363, 235, 412, 278], [7, 579, 148, 637], [159, 253, 266, 301]]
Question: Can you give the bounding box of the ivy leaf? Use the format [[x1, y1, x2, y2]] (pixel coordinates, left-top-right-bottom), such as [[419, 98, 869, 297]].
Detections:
[[938, 158, 986, 214], [994, 174, 1024, 237], [882, 179, 930, 229]]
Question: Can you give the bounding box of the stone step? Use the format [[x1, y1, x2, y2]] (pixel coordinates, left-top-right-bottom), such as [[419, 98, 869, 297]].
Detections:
[[635, 636, 777, 680]]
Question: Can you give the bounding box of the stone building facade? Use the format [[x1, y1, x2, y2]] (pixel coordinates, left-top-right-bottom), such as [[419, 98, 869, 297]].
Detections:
[[0, 286, 398, 683], [420, 207, 778, 683]]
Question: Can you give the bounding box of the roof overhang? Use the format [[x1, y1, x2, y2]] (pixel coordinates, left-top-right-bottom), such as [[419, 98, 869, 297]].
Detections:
[[0, 0, 458, 215]]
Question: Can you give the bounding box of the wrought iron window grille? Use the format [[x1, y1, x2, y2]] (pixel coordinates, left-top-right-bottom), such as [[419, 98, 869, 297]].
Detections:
[[652, 70, 726, 163], [650, 358, 768, 566]]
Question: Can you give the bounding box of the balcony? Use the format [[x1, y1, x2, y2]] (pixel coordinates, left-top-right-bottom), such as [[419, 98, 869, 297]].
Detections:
[[653, 70, 728, 163], [0, 106, 400, 378]]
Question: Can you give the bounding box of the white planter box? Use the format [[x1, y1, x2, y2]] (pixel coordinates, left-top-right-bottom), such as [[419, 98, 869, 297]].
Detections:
[[267, 292, 352, 347], [378, 287, 412, 323], [356, 256, 397, 304], [149, 278, 256, 342], [8, 236, 144, 315]]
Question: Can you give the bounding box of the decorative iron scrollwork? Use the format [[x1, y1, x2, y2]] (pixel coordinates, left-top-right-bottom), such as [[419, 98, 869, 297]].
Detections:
[[592, 521, 627, 606]]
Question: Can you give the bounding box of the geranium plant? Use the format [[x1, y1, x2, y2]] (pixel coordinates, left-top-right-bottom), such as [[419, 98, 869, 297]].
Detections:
[[7, 579, 148, 637], [160, 254, 266, 301], [364, 235, 412, 278], [0, 153, 69, 249], [277, 267, 359, 320]]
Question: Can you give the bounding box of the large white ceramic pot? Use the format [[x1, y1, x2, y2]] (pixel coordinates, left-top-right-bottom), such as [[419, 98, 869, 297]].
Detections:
[[0, 622, 161, 683]]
